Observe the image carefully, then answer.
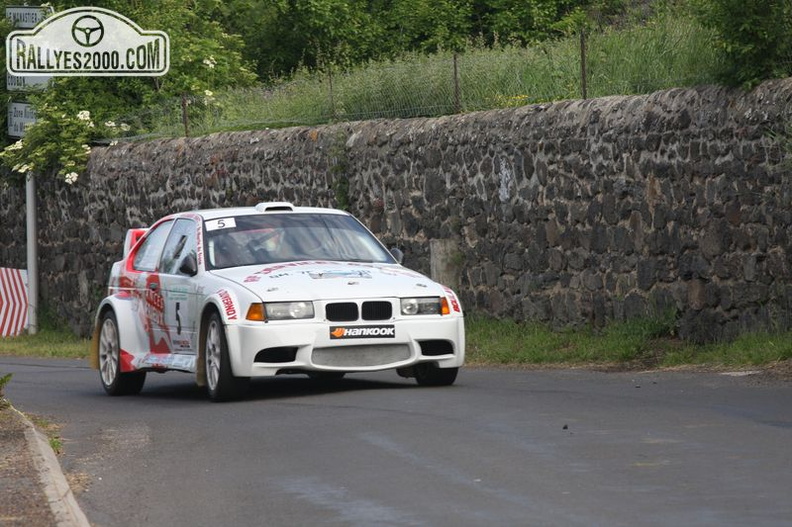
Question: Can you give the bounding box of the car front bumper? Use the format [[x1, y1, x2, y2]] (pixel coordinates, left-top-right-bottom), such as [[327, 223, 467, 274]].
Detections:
[[224, 316, 465, 377]]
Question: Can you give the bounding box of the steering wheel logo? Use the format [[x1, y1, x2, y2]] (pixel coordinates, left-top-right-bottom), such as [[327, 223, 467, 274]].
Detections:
[[71, 15, 104, 47]]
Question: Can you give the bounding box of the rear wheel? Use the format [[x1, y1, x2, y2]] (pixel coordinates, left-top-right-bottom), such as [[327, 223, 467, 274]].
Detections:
[[204, 312, 250, 401], [414, 363, 458, 387], [98, 311, 146, 395]]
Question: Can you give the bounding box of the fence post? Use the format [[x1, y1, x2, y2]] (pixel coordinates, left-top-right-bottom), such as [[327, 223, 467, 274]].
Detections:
[[181, 94, 190, 137], [580, 30, 588, 99], [453, 52, 461, 114], [328, 68, 336, 121]]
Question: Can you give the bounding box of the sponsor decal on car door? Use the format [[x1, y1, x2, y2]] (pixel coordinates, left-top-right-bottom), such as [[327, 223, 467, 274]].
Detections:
[[157, 218, 200, 355], [127, 218, 174, 358], [144, 273, 172, 354], [161, 278, 197, 353]]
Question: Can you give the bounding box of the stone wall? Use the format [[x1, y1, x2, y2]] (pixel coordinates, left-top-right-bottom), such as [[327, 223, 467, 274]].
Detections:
[[1, 78, 791, 341]]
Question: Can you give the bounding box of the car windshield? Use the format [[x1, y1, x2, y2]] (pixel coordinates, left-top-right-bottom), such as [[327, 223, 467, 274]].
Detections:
[[204, 213, 396, 269]]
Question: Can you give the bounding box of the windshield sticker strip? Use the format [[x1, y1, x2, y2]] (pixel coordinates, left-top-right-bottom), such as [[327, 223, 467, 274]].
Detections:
[[308, 270, 372, 279], [205, 218, 236, 231]]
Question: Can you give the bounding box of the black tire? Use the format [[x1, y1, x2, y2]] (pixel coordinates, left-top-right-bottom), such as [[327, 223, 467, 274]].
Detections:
[[203, 312, 250, 402], [98, 311, 146, 396], [414, 363, 458, 387]]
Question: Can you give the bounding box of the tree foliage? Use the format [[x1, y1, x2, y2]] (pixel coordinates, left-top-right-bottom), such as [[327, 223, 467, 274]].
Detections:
[[213, 0, 389, 81], [386, 0, 473, 53], [1, 0, 256, 184], [692, 0, 792, 87], [211, 0, 630, 79], [2, 0, 790, 185]]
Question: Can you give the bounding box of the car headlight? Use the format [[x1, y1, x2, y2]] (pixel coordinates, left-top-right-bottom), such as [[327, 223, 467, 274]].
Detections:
[[401, 297, 449, 316], [260, 302, 315, 320]]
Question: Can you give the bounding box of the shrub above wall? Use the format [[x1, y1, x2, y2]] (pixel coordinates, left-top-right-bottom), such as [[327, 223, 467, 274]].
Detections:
[[1, 78, 791, 342]]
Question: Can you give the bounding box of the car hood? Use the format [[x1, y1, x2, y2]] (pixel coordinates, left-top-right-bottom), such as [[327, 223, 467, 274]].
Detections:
[[210, 260, 447, 301]]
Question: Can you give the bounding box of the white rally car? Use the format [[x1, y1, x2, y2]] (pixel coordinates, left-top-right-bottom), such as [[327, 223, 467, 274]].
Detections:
[[90, 202, 465, 401]]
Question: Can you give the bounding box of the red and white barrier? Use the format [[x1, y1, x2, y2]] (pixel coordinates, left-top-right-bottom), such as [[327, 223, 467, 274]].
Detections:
[[0, 268, 28, 337]]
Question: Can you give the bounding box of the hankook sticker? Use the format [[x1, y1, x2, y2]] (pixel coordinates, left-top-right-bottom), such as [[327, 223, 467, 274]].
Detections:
[[330, 325, 396, 339]]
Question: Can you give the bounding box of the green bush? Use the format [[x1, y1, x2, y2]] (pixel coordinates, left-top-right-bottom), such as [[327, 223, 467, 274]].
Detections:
[[692, 0, 792, 87], [0, 373, 11, 399]]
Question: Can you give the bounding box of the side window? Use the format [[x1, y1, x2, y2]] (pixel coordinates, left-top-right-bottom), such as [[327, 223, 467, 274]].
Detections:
[[132, 220, 173, 272], [159, 219, 197, 275]]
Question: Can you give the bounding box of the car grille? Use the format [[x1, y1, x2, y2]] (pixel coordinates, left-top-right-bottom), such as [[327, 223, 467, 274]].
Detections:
[[362, 301, 392, 320], [326, 301, 393, 322], [312, 344, 410, 367], [325, 302, 358, 322]]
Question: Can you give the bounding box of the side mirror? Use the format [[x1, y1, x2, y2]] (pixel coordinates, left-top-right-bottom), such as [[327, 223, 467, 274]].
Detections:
[[390, 247, 404, 265], [179, 253, 198, 276]]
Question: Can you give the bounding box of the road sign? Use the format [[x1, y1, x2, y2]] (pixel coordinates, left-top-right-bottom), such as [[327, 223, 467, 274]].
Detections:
[[5, 5, 53, 29], [5, 6, 54, 91], [7, 102, 36, 137], [6, 72, 51, 91], [0, 268, 28, 337], [6, 7, 169, 77], [5, 6, 53, 128]]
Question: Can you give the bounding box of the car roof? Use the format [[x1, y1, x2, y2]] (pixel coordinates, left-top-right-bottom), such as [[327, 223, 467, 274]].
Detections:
[[174, 202, 351, 222]]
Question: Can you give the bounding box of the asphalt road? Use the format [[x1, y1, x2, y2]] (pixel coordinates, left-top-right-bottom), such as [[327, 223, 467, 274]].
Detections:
[[1, 357, 791, 527]]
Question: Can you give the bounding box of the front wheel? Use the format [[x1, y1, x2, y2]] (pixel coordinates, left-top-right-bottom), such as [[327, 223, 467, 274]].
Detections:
[[204, 312, 250, 401], [98, 311, 146, 395], [414, 364, 458, 387]]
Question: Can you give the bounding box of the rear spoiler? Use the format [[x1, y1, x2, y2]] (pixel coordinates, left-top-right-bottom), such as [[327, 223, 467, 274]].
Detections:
[[123, 228, 149, 258]]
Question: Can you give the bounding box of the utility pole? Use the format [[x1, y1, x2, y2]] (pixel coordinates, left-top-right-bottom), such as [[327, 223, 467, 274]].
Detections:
[[26, 174, 38, 334], [580, 30, 588, 100]]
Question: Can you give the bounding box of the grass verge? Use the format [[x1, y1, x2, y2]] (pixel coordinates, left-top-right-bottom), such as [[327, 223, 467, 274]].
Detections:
[[0, 328, 89, 359], [466, 315, 792, 370], [1, 315, 790, 371]]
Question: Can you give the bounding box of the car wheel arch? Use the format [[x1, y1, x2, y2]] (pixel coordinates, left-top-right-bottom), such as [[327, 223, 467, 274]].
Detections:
[[97, 309, 146, 395], [90, 303, 116, 370], [199, 306, 250, 401], [196, 303, 222, 387], [93, 299, 138, 370]]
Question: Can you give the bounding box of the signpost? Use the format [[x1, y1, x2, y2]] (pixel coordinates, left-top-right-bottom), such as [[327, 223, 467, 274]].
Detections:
[[5, 5, 51, 26], [5, 5, 53, 335], [6, 73, 51, 92], [7, 102, 36, 138], [4, 6, 169, 335], [5, 5, 53, 96]]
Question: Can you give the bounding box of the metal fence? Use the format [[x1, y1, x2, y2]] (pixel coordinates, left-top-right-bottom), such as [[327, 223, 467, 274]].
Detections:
[[107, 16, 790, 141]]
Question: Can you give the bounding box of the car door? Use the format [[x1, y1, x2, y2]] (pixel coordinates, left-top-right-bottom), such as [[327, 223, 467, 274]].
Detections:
[[157, 218, 200, 361], [130, 219, 174, 355]]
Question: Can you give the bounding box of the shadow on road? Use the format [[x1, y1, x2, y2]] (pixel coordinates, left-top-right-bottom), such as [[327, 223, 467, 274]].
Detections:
[[126, 374, 417, 404]]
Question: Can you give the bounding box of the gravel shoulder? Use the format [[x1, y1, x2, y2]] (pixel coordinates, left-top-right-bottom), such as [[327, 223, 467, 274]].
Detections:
[[0, 402, 58, 527]]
